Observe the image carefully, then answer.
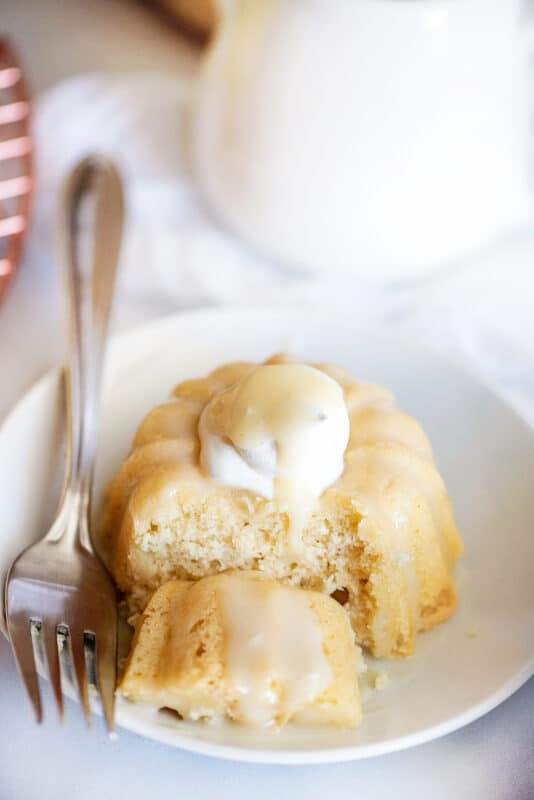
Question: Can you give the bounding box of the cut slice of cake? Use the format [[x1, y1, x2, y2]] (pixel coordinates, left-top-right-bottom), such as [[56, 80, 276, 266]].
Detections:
[[118, 572, 363, 727], [104, 355, 463, 658]]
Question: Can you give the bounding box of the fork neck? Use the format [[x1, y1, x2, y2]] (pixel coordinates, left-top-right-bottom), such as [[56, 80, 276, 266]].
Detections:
[[58, 157, 124, 551]]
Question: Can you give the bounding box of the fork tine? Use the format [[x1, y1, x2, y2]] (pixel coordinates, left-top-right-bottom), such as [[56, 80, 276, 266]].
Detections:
[[42, 624, 64, 720], [71, 631, 92, 727], [95, 626, 117, 735], [6, 616, 42, 723]]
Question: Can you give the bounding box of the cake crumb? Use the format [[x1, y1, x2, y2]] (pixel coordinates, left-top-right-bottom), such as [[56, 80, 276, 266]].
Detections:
[[373, 672, 390, 690], [466, 627, 478, 638]]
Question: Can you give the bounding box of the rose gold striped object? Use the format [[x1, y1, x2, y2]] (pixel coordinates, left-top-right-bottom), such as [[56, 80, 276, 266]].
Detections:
[[0, 39, 32, 304]]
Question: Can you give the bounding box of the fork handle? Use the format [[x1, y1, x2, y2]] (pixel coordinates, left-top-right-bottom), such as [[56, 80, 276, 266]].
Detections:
[[57, 156, 124, 549]]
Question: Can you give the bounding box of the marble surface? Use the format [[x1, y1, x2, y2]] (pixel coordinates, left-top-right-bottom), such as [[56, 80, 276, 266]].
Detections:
[[0, 643, 532, 800], [1, 1, 533, 797]]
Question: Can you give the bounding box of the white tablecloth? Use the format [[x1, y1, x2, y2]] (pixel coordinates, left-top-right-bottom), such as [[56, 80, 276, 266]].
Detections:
[[1, 2, 533, 798]]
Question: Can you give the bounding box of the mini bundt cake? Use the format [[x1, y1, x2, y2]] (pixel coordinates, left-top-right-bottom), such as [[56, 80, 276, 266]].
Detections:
[[119, 572, 362, 727], [104, 354, 463, 658]]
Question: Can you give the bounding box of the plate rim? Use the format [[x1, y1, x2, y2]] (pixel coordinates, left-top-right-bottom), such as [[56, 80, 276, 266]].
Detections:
[[115, 658, 534, 764]]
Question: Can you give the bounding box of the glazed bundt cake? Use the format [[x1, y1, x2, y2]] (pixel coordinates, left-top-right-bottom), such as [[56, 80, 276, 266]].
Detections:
[[119, 571, 362, 727], [104, 354, 463, 658]]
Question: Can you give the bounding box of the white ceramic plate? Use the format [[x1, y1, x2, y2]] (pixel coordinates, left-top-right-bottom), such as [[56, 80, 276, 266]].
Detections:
[[1, 307, 534, 764]]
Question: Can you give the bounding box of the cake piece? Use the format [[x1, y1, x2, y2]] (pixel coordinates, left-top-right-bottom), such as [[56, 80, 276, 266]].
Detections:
[[104, 355, 463, 658], [118, 572, 362, 728]]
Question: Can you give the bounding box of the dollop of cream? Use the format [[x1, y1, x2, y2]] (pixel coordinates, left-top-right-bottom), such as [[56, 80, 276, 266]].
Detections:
[[199, 363, 350, 547]]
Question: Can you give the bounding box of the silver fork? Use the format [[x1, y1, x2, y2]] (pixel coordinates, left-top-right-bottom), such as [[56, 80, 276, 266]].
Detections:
[[4, 155, 124, 732]]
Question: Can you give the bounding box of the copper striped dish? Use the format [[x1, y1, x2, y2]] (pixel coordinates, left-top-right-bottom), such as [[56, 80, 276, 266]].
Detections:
[[0, 38, 32, 305]]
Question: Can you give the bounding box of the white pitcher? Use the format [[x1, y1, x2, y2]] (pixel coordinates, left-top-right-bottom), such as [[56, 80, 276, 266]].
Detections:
[[190, 0, 534, 281]]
